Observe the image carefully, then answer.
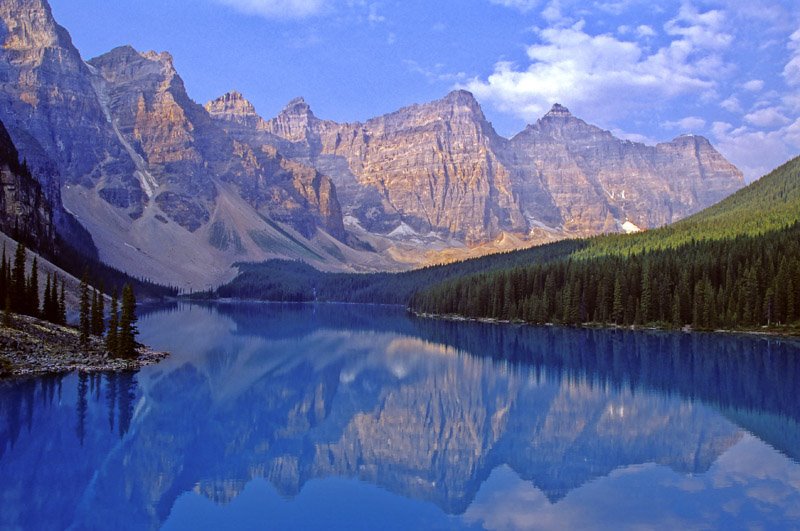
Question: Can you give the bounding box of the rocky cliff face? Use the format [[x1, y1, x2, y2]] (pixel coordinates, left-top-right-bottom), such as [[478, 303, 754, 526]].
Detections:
[[88, 45, 347, 239], [0, 0, 362, 288], [249, 93, 744, 255], [508, 104, 744, 234], [0, 0, 745, 285], [259, 90, 526, 242], [0, 118, 53, 252], [0, 0, 121, 256]]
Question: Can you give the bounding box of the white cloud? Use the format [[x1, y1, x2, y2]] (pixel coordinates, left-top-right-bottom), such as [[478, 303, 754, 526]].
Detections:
[[541, 0, 566, 24], [663, 116, 706, 131], [462, 7, 732, 124], [489, 0, 540, 11], [720, 95, 742, 113], [741, 79, 764, 92], [744, 106, 791, 128], [713, 122, 798, 181], [636, 24, 656, 38], [594, 0, 638, 16], [213, 0, 328, 18], [784, 28, 800, 86], [664, 4, 732, 50]]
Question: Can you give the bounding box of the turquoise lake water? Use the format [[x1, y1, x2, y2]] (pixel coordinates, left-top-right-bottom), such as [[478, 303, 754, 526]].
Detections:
[[1, 302, 799, 530]]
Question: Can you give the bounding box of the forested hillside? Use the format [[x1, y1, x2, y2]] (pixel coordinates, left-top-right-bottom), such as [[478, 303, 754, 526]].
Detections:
[[216, 239, 585, 303], [579, 156, 800, 258], [409, 156, 800, 330], [411, 222, 800, 330], [217, 155, 800, 332]]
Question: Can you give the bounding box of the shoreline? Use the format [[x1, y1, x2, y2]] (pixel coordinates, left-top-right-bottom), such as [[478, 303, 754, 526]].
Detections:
[[409, 310, 800, 341], [0, 314, 169, 378]]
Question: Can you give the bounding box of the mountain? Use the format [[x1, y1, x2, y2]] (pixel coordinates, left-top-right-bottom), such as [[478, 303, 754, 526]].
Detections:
[[582, 154, 800, 257], [506, 104, 743, 233], [210, 90, 743, 265], [410, 155, 800, 330], [220, 154, 800, 332], [0, 118, 54, 253], [0, 0, 386, 288], [0, 0, 744, 287]]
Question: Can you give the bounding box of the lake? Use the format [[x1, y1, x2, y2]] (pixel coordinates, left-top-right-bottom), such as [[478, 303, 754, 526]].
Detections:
[[1, 302, 800, 530]]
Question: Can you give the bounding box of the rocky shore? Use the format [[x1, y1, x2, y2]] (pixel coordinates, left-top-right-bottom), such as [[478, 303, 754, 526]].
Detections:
[[0, 314, 168, 377]]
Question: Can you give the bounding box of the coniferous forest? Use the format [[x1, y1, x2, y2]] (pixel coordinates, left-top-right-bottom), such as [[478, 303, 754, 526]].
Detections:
[[409, 156, 800, 330], [216, 155, 800, 333], [409, 222, 800, 330], [0, 241, 140, 359]]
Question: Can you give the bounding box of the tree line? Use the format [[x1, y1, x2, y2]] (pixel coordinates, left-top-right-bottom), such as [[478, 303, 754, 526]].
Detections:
[[410, 222, 800, 331], [1, 242, 139, 358], [1, 242, 65, 324], [213, 239, 584, 304]]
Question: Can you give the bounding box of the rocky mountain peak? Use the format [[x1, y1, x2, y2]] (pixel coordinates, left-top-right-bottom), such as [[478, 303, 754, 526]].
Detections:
[[437, 89, 485, 119], [443, 89, 479, 106], [671, 133, 711, 146], [204, 91, 260, 126], [0, 0, 68, 51], [141, 49, 173, 66], [544, 103, 572, 118], [89, 45, 179, 85], [265, 97, 319, 144], [283, 96, 312, 115]]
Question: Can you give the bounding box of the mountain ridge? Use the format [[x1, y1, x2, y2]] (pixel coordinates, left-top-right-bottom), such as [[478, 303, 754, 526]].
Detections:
[[0, 0, 745, 288]]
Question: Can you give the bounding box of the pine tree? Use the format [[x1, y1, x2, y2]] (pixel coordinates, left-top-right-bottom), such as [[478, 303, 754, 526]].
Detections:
[[49, 273, 58, 321], [612, 274, 624, 324], [11, 242, 25, 314], [117, 284, 138, 358], [79, 271, 90, 345], [59, 280, 66, 325], [43, 273, 52, 322], [639, 262, 652, 324], [91, 288, 101, 336], [28, 257, 39, 317], [106, 289, 119, 356]]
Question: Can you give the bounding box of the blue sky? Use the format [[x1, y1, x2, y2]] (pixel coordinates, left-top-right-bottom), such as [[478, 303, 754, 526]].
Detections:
[[49, 0, 800, 180]]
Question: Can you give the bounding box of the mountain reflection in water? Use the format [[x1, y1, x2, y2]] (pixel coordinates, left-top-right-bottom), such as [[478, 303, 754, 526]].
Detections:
[[1, 302, 799, 530]]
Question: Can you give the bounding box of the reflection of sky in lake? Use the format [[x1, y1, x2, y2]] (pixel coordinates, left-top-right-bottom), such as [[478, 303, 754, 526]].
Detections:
[[1, 302, 799, 530], [464, 436, 800, 530]]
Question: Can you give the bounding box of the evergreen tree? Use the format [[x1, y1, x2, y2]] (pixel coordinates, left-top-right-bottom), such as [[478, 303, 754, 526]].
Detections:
[[11, 242, 25, 314], [639, 262, 653, 324], [43, 273, 52, 322], [92, 283, 105, 336], [59, 280, 66, 325], [28, 257, 39, 317], [612, 274, 624, 325], [79, 271, 90, 345], [48, 273, 58, 321], [117, 284, 138, 358], [106, 289, 119, 356]]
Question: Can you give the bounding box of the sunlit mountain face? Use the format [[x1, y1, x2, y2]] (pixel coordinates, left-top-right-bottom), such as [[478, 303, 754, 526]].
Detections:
[[2, 303, 799, 530]]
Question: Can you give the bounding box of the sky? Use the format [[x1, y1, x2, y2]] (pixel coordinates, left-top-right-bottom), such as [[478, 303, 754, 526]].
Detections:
[[48, 0, 800, 181]]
